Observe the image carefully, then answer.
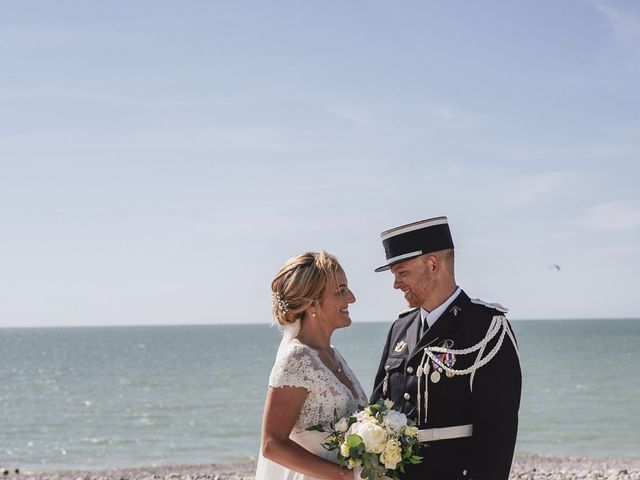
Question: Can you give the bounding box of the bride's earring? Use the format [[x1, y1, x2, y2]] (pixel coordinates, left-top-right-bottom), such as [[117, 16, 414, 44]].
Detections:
[[311, 312, 316, 317]]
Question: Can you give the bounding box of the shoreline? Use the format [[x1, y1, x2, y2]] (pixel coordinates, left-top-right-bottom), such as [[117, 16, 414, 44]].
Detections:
[[5, 454, 640, 480]]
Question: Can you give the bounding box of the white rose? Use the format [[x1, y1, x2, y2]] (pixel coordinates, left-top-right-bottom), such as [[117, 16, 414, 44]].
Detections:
[[335, 417, 350, 433], [404, 425, 419, 438], [340, 441, 350, 457], [349, 422, 387, 454], [384, 410, 408, 433], [356, 410, 370, 422], [379, 439, 402, 470]]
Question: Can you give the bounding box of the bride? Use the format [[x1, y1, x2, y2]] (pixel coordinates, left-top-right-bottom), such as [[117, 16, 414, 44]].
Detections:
[[255, 252, 368, 480]]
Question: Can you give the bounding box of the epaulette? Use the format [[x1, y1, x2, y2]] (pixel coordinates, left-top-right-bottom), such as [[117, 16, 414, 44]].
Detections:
[[398, 306, 420, 318], [470, 298, 509, 313]]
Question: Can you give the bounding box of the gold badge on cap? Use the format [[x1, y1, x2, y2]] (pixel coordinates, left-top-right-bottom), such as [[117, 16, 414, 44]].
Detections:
[[394, 340, 407, 353]]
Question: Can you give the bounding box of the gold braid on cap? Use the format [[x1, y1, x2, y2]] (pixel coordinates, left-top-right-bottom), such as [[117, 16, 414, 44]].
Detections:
[[272, 292, 289, 319]]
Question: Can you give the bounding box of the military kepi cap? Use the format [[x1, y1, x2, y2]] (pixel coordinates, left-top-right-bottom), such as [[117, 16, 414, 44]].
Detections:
[[375, 216, 454, 272]]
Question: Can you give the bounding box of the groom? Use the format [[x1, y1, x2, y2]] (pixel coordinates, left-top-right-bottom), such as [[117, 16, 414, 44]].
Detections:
[[371, 216, 521, 480]]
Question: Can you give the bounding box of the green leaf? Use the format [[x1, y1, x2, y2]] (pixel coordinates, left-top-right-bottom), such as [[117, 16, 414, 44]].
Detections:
[[346, 434, 363, 449], [352, 443, 365, 457], [402, 445, 412, 459], [306, 424, 325, 432], [361, 452, 375, 465]]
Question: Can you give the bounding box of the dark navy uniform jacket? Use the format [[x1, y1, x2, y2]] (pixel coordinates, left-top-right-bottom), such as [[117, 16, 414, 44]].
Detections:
[[371, 290, 521, 480]]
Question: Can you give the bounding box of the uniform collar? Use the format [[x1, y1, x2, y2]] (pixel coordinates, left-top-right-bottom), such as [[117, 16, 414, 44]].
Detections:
[[409, 289, 469, 363], [420, 286, 461, 329]]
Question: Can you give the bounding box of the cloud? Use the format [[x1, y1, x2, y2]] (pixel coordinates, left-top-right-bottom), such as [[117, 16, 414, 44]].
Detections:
[[602, 121, 640, 140], [0, 24, 82, 48], [0, 124, 318, 152], [429, 106, 486, 130], [514, 173, 571, 203], [324, 102, 486, 131], [477, 141, 640, 166], [494, 171, 581, 208], [590, 1, 640, 43], [581, 201, 640, 230], [325, 105, 375, 128], [588, 0, 640, 70], [0, 74, 233, 109]]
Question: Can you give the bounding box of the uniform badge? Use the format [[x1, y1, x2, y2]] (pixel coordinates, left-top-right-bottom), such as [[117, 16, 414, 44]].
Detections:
[[432, 340, 456, 380], [394, 340, 407, 353], [445, 352, 456, 378], [449, 305, 462, 317]]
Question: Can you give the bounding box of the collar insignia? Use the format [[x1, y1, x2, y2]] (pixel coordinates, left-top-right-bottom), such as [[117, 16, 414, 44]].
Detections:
[[394, 340, 407, 353]]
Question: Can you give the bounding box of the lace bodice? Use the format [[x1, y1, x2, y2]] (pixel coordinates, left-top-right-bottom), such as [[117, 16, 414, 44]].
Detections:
[[269, 343, 368, 435]]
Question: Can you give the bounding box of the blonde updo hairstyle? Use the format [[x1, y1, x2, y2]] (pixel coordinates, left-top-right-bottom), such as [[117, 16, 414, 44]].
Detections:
[[271, 251, 342, 326]]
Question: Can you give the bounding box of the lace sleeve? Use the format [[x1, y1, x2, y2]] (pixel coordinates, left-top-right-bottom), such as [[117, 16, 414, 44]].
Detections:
[[269, 344, 319, 391]]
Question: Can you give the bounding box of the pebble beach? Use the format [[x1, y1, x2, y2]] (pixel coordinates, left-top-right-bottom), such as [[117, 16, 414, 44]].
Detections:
[[4, 455, 640, 480]]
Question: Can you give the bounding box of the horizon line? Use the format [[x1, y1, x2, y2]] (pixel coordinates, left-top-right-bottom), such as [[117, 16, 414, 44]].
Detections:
[[1, 317, 639, 330]]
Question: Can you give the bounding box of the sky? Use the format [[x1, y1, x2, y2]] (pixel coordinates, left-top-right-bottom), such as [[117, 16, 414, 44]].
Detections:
[[1, 0, 639, 327]]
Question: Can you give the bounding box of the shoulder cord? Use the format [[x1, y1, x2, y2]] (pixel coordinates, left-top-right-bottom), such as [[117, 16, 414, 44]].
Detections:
[[469, 316, 521, 391], [416, 315, 517, 425]]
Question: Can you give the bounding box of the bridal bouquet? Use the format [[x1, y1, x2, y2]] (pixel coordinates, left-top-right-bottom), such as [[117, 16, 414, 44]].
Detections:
[[308, 398, 423, 480]]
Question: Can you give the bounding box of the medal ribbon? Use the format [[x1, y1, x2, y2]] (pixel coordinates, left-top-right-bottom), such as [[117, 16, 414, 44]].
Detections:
[[416, 315, 513, 426]]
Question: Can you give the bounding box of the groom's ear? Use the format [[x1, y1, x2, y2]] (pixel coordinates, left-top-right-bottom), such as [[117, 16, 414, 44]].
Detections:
[[423, 255, 438, 272]]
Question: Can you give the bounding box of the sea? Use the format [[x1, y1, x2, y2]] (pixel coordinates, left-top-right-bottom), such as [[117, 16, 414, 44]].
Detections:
[[1, 320, 639, 470]]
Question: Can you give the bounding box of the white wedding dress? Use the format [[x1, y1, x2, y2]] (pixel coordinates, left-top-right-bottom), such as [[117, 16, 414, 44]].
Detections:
[[255, 341, 368, 480]]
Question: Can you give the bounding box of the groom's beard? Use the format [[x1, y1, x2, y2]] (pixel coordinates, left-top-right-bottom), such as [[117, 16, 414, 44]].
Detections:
[[403, 289, 423, 308]]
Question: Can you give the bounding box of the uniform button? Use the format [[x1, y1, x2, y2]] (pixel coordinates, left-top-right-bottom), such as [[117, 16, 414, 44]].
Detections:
[[406, 366, 414, 374], [463, 470, 467, 476], [403, 393, 410, 400]]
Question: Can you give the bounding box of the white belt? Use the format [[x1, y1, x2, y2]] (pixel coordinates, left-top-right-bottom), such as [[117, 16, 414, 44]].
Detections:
[[417, 424, 473, 442]]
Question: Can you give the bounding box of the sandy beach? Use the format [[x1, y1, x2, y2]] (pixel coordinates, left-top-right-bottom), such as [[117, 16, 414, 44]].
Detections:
[[4, 455, 640, 480]]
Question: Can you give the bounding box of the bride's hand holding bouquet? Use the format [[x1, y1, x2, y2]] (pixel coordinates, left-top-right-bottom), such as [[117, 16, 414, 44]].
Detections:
[[309, 398, 423, 480]]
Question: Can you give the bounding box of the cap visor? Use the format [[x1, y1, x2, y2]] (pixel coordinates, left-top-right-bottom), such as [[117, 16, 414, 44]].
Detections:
[[374, 264, 391, 272], [374, 253, 424, 272]]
